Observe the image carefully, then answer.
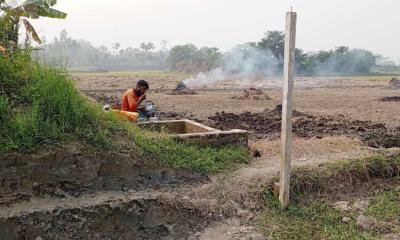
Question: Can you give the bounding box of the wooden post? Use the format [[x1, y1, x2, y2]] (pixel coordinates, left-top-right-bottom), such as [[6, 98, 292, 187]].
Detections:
[[279, 11, 297, 208]]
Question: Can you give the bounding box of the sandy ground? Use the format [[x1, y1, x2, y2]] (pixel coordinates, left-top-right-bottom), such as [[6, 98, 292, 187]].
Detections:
[[74, 72, 399, 239]]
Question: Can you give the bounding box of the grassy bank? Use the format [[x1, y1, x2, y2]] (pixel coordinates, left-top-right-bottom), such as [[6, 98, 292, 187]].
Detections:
[[258, 155, 400, 239], [0, 52, 111, 151], [0, 52, 248, 173]]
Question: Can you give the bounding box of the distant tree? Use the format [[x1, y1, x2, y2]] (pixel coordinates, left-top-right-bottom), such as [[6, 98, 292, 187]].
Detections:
[[36, 35, 168, 71], [257, 31, 285, 60], [295, 48, 314, 75], [59, 29, 68, 42], [346, 49, 376, 74], [98, 45, 108, 53], [160, 40, 167, 51], [304, 46, 376, 75], [167, 44, 198, 72], [314, 50, 334, 63], [195, 47, 222, 71], [140, 42, 155, 52], [112, 42, 120, 53], [166, 44, 222, 73], [334, 46, 349, 55]]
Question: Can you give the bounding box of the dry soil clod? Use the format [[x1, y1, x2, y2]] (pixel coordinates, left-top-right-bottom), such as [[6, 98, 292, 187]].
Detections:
[[231, 88, 271, 101], [388, 77, 400, 89]]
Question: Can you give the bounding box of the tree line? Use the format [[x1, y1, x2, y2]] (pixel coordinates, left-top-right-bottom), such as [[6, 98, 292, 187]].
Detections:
[[35, 30, 389, 76]]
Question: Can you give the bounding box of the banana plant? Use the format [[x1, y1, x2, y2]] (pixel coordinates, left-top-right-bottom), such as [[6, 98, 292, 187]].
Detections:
[[19, 0, 67, 20], [0, 0, 66, 51]]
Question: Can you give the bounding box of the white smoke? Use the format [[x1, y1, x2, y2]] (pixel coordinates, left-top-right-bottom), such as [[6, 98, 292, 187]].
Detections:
[[183, 68, 225, 89], [181, 45, 377, 89], [311, 48, 376, 76], [182, 43, 281, 89]]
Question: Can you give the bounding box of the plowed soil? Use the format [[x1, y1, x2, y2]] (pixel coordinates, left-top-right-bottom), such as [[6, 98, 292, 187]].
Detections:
[[168, 89, 198, 95], [208, 105, 400, 148]]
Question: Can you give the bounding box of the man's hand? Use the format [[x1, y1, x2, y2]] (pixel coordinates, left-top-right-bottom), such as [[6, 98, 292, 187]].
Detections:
[[139, 93, 146, 103]]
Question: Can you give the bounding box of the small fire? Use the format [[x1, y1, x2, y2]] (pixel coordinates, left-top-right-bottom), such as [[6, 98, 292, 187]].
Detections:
[[170, 81, 197, 95]]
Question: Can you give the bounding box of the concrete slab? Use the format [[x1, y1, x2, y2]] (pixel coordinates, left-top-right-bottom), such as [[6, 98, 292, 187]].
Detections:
[[138, 119, 248, 147]]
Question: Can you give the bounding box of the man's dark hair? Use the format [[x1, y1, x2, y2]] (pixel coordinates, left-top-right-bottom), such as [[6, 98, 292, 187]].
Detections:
[[136, 79, 149, 89]]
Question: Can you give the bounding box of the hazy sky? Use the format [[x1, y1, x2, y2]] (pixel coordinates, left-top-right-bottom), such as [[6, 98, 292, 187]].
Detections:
[[32, 0, 400, 61]]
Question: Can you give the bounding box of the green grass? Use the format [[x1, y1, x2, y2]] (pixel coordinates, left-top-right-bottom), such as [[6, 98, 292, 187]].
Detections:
[[133, 130, 249, 173], [257, 155, 400, 239], [0, 51, 248, 173], [258, 186, 400, 239], [365, 187, 400, 231], [98, 119, 249, 173], [0, 52, 110, 151], [259, 193, 374, 240], [288, 155, 400, 202]]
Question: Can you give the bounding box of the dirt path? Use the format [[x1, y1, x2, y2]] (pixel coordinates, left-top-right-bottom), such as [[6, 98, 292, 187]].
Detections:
[[181, 136, 371, 239]]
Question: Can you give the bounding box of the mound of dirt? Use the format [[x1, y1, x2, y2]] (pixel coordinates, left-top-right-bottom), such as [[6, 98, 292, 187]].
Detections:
[[388, 78, 400, 89], [168, 89, 198, 95], [231, 88, 271, 100], [379, 96, 400, 102], [208, 105, 400, 148]]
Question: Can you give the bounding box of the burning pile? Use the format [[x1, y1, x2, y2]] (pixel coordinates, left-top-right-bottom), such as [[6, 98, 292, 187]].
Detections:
[[168, 81, 198, 95], [231, 88, 270, 100], [389, 78, 400, 89]]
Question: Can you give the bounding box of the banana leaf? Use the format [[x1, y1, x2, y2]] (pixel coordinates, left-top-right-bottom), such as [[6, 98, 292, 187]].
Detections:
[[22, 19, 41, 43], [20, 0, 66, 19]]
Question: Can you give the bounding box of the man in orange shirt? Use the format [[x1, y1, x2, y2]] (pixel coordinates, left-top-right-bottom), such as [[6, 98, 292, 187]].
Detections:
[[121, 80, 149, 119]]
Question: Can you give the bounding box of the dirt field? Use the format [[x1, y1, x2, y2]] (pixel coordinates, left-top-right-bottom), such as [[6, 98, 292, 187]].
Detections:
[[72, 72, 400, 238], [75, 71, 400, 183], [75, 72, 400, 126]]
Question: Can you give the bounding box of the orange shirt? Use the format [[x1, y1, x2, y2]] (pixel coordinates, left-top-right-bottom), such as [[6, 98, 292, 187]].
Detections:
[[121, 89, 140, 112]]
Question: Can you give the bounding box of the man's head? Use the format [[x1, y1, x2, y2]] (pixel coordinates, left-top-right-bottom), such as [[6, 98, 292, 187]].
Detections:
[[135, 80, 149, 97]]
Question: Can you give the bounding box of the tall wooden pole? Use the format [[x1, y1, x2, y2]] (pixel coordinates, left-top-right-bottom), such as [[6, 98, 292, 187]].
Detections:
[[279, 11, 297, 208]]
